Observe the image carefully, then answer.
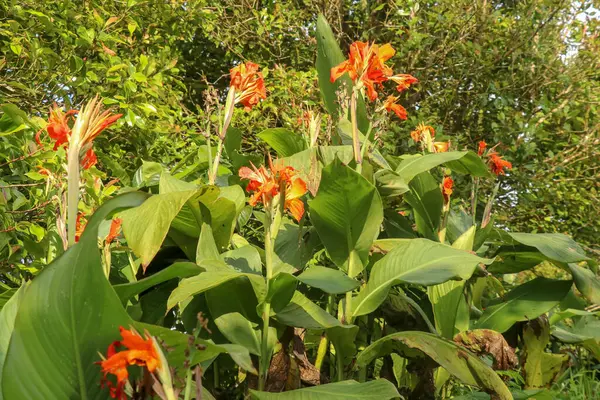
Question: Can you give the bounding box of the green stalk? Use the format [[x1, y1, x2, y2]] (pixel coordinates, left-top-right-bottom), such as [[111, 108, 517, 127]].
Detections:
[[314, 334, 328, 372], [471, 177, 479, 224], [350, 90, 362, 168], [183, 367, 193, 400], [344, 251, 358, 324], [259, 204, 275, 390], [209, 87, 236, 185], [66, 142, 80, 247]]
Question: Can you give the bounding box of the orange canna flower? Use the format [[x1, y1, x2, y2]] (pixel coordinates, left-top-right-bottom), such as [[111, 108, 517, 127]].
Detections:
[[81, 148, 98, 170], [478, 141, 487, 156], [331, 42, 396, 101], [239, 164, 279, 206], [442, 176, 453, 204], [488, 152, 512, 175], [383, 96, 408, 120], [433, 141, 450, 153], [98, 327, 161, 400], [284, 175, 308, 222], [38, 104, 78, 150], [75, 213, 87, 243], [230, 61, 267, 110], [106, 218, 122, 244], [239, 162, 307, 221], [410, 123, 435, 142], [388, 74, 419, 93]]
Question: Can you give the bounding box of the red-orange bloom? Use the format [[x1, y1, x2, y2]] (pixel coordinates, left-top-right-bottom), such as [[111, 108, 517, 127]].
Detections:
[[106, 218, 123, 244], [98, 327, 161, 400], [488, 152, 512, 175], [388, 74, 419, 93], [284, 177, 308, 222], [75, 213, 87, 243], [383, 96, 408, 120], [42, 104, 78, 150], [331, 42, 397, 101], [433, 142, 450, 153], [81, 148, 98, 170], [410, 123, 435, 142], [230, 61, 267, 110], [442, 176, 453, 204], [238, 164, 279, 206], [239, 162, 308, 221], [478, 141, 487, 156]]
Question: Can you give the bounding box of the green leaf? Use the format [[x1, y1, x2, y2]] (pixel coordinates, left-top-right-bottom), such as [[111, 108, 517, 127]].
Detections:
[[551, 316, 600, 343], [250, 379, 400, 400], [276, 291, 343, 330], [383, 210, 416, 239], [315, 15, 369, 134], [374, 169, 410, 197], [265, 273, 298, 313], [487, 249, 547, 274], [405, 172, 443, 240], [353, 238, 490, 317], [508, 233, 589, 263], [120, 185, 201, 266], [357, 332, 512, 400], [1, 192, 147, 399], [444, 151, 493, 178], [213, 312, 261, 356], [309, 158, 383, 276], [113, 262, 201, 304], [475, 278, 572, 333], [297, 266, 360, 294], [0, 285, 27, 398], [428, 226, 475, 338], [567, 263, 600, 304], [522, 318, 568, 389], [167, 264, 266, 310], [258, 128, 307, 157], [222, 245, 262, 275], [196, 214, 220, 264], [396, 152, 472, 183]]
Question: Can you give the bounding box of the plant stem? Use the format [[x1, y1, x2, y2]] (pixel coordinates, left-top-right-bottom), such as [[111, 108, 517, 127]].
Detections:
[[344, 251, 358, 324], [350, 89, 362, 167], [66, 143, 80, 247], [259, 205, 275, 391], [336, 347, 344, 382], [314, 334, 328, 372], [209, 87, 236, 185], [471, 177, 479, 224], [183, 368, 193, 400]]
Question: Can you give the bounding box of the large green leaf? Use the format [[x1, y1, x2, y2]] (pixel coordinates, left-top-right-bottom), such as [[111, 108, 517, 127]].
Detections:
[[167, 262, 266, 310], [309, 158, 383, 276], [428, 226, 475, 339], [353, 238, 490, 317], [444, 151, 492, 178], [357, 332, 512, 400], [120, 178, 202, 266], [522, 318, 568, 389], [508, 233, 589, 263], [315, 15, 368, 134], [258, 128, 307, 157], [396, 152, 470, 183], [404, 172, 442, 240], [374, 169, 410, 197], [250, 379, 400, 400], [113, 262, 201, 304], [567, 263, 600, 304], [0, 285, 26, 399], [487, 248, 547, 274], [1, 192, 147, 399], [475, 278, 572, 333], [297, 266, 360, 294]]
